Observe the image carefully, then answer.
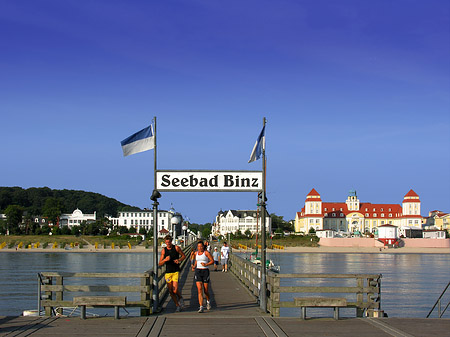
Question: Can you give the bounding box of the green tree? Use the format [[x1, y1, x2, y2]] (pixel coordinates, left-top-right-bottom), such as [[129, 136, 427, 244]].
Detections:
[[42, 197, 63, 226], [5, 205, 24, 234], [244, 229, 252, 238]]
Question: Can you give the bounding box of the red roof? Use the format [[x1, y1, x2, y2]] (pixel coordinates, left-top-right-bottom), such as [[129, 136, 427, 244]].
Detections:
[[307, 188, 320, 196], [159, 228, 169, 233], [404, 189, 419, 197]]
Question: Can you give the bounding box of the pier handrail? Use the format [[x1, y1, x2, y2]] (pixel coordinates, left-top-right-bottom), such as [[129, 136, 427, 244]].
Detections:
[[229, 253, 382, 318], [39, 243, 193, 316], [426, 281, 450, 318]]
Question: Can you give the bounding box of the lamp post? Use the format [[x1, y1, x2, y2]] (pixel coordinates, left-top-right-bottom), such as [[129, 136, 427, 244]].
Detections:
[[170, 216, 180, 244], [182, 225, 188, 248]]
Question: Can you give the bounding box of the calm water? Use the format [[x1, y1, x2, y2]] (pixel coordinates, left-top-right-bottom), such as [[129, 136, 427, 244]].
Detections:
[[0, 252, 448, 318]]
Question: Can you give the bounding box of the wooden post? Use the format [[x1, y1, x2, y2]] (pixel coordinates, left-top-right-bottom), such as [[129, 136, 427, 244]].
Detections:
[[271, 275, 280, 317], [44, 277, 52, 316], [141, 273, 151, 316], [55, 276, 63, 316], [356, 277, 364, 317]]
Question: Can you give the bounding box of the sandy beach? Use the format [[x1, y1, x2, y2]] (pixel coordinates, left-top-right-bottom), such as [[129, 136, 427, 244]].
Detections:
[[1, 245, 449, 254]]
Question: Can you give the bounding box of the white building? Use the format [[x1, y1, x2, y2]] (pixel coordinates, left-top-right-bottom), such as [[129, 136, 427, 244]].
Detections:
[[213, 210, 271, 237], [59, 209, 96, 227], [110, 210, 179, 238]]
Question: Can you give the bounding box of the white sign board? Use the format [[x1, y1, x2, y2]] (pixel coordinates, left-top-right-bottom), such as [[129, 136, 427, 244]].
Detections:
[[156, 170, 263, 192]]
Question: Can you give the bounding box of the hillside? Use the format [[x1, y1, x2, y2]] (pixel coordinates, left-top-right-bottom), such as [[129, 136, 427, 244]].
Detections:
[[0, 186, 140, 217]]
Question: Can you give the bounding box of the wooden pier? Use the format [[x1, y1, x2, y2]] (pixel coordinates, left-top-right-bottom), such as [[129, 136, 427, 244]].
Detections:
[[1, 250, 449, 336]]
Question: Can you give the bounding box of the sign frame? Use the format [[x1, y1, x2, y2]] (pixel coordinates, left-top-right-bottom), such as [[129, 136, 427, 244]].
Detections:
[[156, 170, 263, 192]]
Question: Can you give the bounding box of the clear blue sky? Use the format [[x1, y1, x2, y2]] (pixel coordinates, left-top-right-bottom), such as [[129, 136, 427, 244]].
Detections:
[[1, 0, 449, 224]]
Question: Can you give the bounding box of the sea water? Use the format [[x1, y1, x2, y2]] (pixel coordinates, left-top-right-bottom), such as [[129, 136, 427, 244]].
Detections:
[[0, 252, 448, 317]]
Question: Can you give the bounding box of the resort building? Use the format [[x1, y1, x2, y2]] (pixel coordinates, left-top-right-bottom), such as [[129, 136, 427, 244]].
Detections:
[[59, 209, 96, 227], [294, 189, 423, 234], [109, 209, 181, 238], [212, 209, 271, 237], [424, 210, 450, 231]]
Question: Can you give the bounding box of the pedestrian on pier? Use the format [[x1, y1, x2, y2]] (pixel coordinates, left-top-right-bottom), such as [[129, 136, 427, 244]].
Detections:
[[212, 247, 220, 271], [221, 242, 230, 272], [159, 235, 186, 312], [192, 241, 214, 313]]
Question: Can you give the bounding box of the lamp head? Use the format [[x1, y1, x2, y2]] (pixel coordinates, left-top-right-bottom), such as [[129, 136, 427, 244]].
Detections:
[[150, 190, 162, 202]]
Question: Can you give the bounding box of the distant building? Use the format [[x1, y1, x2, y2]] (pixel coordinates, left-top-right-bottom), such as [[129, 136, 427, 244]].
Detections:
[[212, 209, 271, 237], [59, 209, 96, 227], [424, 210, 449, 231], [109, 210, 180, 238], [294, 189, 423, 234]]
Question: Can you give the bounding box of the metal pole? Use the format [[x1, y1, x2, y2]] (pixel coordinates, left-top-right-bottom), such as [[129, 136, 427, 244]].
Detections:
[[152, 116, 159, 313], [260, 117, 267, 312]]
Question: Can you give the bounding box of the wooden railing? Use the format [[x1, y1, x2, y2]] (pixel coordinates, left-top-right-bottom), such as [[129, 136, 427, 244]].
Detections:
[[39, 244, 193, 316], [229, 253, 382, 318]]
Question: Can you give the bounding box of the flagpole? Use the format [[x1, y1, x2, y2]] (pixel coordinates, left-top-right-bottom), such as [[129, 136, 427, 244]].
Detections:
[[260, 117, 267, 312], [152, 116, 159, 313]]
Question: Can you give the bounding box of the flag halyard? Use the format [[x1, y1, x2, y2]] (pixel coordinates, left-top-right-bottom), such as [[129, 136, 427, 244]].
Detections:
[[121, 125, 155, 157], [248, 125, 265, 163]]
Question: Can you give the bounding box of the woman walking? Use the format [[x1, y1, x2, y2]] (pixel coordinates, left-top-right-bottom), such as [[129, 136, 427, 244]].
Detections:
[[192, 241, 214, 313]]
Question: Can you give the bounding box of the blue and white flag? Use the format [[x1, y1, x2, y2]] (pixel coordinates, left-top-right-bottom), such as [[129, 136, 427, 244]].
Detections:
[[248, 125, 265, 163], [121, 125, 155, 157]]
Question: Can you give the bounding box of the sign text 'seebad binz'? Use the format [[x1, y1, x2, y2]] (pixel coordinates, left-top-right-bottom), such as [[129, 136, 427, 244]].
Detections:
[[156, 170, 263, 192]]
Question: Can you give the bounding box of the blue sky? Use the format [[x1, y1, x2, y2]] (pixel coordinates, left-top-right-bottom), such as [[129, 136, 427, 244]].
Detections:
[[1, 0, 449, 224]]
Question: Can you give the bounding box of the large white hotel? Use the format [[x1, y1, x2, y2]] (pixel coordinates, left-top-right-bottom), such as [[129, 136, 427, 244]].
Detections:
[[295, 189, 422, 234], [59, 208, 181, 238], [212, 209, 272, 237]]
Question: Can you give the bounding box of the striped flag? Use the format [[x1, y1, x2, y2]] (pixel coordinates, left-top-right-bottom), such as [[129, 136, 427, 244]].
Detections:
[[248, 125, 265, 163], [121, 125, 154, 157]]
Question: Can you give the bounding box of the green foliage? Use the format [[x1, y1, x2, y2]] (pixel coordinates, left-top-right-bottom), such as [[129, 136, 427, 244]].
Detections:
[[42, 242, 48, 249], [270, 213, 294, 232], [5, 205, 24, 234], [244, 229, 252, 238], [42, 197, 63, 226], [0, 186, 138, 217], [308, 227, 316, 234]]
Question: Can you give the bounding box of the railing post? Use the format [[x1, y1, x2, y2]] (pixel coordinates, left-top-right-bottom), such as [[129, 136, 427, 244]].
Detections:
[[55, 276, 63, 315], [356, 277, 364, 317], [44, 276, 52, 316], [141, 272, 151, 316], [271, 274, 280, 317]]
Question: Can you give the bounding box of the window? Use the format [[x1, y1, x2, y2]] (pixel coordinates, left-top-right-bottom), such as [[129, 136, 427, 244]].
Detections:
[[124, 220, 127, 225], [340, 213, 344, 217], [131, 220, 134, 225], [332, 213, 336, 217], [127, 213, 129, 217], [365, 213, 369, 217], [374, 213, 377, 217], [381, 208, 384, 211], [381, 214, 385, 217], [381, 221, 385, 225], [389, 208, 391, 211], [389, 214, 392, 217], [162, 220, 165, 225], [324, 208, 327, 211]]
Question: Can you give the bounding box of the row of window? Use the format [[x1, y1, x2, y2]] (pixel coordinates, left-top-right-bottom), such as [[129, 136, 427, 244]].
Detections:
[[119, 212, 167, 218]]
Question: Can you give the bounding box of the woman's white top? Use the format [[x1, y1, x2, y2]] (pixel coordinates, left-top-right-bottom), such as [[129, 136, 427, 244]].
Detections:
[[195, 251, 209, 269]]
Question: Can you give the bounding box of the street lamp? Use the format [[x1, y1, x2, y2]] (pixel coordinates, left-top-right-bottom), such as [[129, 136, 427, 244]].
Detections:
[[182, 224, 188, 248], [170, 216, 180, 243]]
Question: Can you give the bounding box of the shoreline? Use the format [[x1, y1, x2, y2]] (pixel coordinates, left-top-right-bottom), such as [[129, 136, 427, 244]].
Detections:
[[1, 245, 449, 254]]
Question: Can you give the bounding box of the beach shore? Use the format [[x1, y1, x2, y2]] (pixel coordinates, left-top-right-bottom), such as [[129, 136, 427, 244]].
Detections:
[[1, 245, 449, 253]]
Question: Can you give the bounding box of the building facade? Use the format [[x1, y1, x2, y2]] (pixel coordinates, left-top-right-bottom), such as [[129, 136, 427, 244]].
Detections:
[[213, 209, 272, 237], [59, 209, 96, 227], [109, 209, 181, 238], [295, 189, 423, 234]]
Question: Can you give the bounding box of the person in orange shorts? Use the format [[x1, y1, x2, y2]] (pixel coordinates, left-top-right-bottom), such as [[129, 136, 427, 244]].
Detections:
[[159, 235, 186, 311]]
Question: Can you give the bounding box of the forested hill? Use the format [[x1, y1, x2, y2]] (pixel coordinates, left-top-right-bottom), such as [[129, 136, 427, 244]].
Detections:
[[0, 187, 140, 217]]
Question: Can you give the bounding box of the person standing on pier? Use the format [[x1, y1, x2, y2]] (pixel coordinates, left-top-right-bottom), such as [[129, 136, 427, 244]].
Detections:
[[192, 241, 214, 313], [212, 247, 220, 271], [159, 235, 186, 312], [221, 242, 230, 272]]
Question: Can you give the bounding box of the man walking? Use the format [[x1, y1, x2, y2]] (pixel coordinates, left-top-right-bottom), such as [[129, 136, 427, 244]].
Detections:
[[212, 247, 220, 271], [159, 235, 186, 312], [221, 242, 230, 272]]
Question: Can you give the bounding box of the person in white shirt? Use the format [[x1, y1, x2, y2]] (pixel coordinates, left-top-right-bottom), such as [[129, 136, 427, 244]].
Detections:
[[192, 241, 214, 313], [220, 242, 230, 272]]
